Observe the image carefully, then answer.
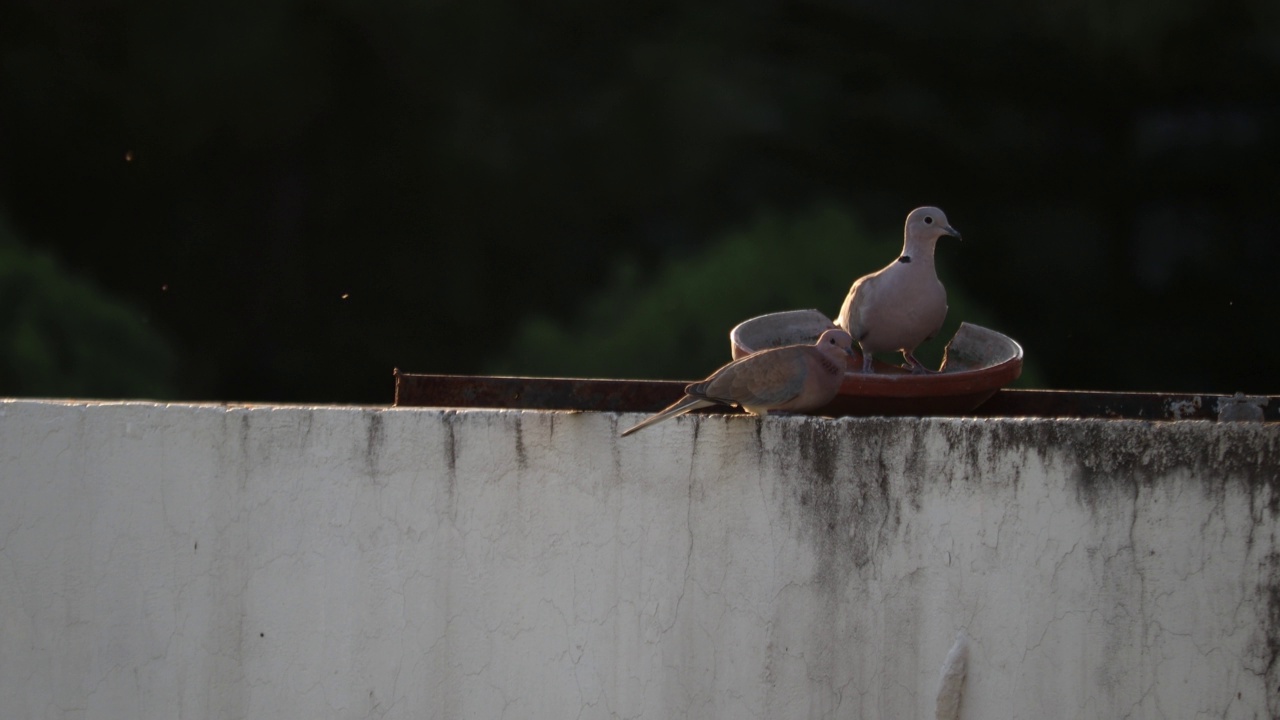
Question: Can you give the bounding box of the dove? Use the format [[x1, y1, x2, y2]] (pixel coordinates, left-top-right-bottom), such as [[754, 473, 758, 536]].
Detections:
[[837, 206, 961, 373], [621, 329, 855, 437]]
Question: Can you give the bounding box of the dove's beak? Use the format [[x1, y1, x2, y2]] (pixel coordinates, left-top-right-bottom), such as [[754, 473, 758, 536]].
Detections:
[[943, 225, 962, 241]]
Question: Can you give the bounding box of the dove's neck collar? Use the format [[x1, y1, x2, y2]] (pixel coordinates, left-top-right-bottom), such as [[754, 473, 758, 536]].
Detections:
[[901, 235, 938, 264]]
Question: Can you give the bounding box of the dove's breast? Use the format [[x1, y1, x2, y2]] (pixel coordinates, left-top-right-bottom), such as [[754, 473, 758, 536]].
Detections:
[[857, 270, 947, 354]]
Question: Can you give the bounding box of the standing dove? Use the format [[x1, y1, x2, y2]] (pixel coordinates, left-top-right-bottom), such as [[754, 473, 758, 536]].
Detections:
[[621, 329, 855, 437], [837, 206, 961, 373]]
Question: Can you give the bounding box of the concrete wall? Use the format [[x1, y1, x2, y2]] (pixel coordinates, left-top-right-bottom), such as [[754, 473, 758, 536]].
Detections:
[[1, 399, 1277, 719]]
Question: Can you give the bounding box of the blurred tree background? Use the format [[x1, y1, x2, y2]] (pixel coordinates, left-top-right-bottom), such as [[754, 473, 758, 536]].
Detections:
[[1, 0, 1276, 401]]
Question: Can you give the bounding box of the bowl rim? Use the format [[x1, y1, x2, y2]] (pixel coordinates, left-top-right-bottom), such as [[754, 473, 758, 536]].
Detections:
[[730, 309, 1024, 399]]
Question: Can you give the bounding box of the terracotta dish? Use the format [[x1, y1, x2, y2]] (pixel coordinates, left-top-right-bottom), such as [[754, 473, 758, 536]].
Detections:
[[730, 309, 1024, 416]]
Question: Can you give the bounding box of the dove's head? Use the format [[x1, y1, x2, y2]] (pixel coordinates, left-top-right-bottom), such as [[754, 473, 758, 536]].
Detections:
[[815, 329, 855, 358], [904, 206, 962, 249]]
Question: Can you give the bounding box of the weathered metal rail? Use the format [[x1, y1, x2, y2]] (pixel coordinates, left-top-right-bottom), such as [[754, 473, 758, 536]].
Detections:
[[393, 371, 1277, 422]]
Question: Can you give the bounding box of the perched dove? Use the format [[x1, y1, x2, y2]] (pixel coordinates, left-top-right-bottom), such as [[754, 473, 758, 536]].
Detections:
[[837, 206, 961, 373], [621, 329, 855, 437]]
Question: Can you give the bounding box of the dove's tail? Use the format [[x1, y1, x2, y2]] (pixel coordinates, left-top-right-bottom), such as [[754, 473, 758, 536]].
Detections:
[[934, 632, 969, 720], [621, 396, 714, 437]]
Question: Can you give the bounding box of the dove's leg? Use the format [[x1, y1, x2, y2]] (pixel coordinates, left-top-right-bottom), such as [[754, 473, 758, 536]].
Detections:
[[858, 346, 875, 373]]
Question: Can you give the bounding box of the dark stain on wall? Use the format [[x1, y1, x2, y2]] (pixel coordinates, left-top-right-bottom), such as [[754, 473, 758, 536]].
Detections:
[[513, 413, 527, 471], [772, 416, 1280, 592], [773, 417, 905, 590], [1249, 551, 1280, 716], [236, 411, 252, 492], [442, 410, 458, 499], [1029, 420, 1280, 513], [364, 409, 383, 479]]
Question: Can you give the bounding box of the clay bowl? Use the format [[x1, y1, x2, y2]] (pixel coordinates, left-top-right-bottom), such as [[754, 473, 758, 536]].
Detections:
[[729, 309, 1024, 416]]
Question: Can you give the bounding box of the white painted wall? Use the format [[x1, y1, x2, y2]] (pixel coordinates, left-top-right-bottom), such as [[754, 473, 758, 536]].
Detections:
[[1, 399, 1277, 719]]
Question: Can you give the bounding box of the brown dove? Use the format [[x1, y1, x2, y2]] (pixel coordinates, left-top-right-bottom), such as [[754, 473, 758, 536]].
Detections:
[[837, 206, 961, 373], [621, 329, 854, 437]]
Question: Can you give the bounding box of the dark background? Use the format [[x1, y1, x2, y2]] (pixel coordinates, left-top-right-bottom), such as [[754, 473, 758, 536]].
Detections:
[[1, 0, 1277, 402]]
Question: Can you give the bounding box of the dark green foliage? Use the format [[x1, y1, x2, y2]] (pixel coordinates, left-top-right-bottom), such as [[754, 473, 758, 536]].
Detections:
[[0, 216, 175, 398]]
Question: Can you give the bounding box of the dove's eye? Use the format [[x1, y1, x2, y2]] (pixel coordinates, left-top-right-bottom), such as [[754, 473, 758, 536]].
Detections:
[[924, 216, 933, 225]]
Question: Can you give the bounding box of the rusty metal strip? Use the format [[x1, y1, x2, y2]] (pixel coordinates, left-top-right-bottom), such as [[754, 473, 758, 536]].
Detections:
[[393, 371, 695, 413], [971, 389, 1277, 421], [393, 371, 1277, 422]]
